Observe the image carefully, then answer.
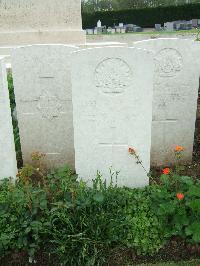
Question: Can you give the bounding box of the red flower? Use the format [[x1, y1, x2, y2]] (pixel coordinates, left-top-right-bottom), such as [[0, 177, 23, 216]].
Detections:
[[175, 146, 184, 152], [128, 147, 135, 154], [177, 192, 184, 200], [162, 168, 171, 175]]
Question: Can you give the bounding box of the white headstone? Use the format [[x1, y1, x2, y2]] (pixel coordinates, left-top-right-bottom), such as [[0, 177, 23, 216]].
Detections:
[[164, 22, 174, 31], [116, 28, 121, 33], [0, 57, 17, 179], [133, 38, 200, 166], [11, 45, 77, 169], [87, 29, 94, 35], [155, 24, 162, 31], [97, 20, 102, 28], [0, 0, 85, 45], [192, 19, 198, 27], [71, 47, 154, 188]]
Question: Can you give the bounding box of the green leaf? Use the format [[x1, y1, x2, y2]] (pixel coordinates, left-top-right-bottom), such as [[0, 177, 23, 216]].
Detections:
[[158, 202, 176, 215], [187, 199, 200, 212], [25, 227, 31, 234], [93, 192, 104, 203], [188, 185, 200, 197], [160, 174, 170, 186], [40, 199, 47, 210], [185, 222, 200, 243], [179, 176, 194, 186], [172, 212, 189, 227]]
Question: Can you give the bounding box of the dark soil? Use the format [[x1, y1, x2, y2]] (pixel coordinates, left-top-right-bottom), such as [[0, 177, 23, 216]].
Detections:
[[108, 238, 200, 266], [0, 238, 200, 265], [0, 251, 58, 266]]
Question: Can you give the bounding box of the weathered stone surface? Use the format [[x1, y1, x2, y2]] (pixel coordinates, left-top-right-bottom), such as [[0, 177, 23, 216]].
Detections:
[[0, 56, 17, 179], [0, 0, 85, 45], [133, 38, 200, 166], [71, 47, 154, 188], [11, 45, 77, 169]]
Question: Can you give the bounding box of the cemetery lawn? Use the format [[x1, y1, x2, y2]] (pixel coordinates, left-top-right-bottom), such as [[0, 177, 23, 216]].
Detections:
[[128, 29, 200, 35]]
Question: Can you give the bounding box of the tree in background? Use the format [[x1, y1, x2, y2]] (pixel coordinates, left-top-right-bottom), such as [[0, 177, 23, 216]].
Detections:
[[82, 0, 200, 12]]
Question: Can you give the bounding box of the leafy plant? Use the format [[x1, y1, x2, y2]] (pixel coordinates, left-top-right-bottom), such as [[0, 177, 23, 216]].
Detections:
[[0, 146, 200, 264], [150, 147, 200, 243], [7, 73, 22, 167], [124, 187, 164, 255]]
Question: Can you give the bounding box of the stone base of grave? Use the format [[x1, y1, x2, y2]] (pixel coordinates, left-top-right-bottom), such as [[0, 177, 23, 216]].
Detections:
[[0, 30, 86, 45]]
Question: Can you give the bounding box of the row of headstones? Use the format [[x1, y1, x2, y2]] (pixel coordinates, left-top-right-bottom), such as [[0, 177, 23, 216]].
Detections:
[[1, 39, 200, 187], [86, 21, 142, 35], [156, 19, 200, 31]]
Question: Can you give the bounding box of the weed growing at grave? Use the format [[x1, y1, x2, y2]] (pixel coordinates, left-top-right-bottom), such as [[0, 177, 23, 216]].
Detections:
[[128, 147, 149, 175], [123, 187, 164, 255], [150, 171, 200, 243], [128, 147, 155, 183], [7, 73, 22, 167], [150, 147, 200, 244], [0, 147, 200, 265], [128, 146, 200, 244]]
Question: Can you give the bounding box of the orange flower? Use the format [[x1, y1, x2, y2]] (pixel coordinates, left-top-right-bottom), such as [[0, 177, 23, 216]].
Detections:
[[162, 168, 171, 175], [175, 146, 184, 152], [177, 192, 184, 200], [128, 147, 135, 154]]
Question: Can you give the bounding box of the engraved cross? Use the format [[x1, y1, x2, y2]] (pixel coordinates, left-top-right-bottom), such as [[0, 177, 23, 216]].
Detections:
[[98, 118, 127, 166], [20, 76, 63, 120]]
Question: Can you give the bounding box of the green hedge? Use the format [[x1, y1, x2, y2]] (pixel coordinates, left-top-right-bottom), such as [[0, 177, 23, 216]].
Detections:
[[82, 3, 200, 29]]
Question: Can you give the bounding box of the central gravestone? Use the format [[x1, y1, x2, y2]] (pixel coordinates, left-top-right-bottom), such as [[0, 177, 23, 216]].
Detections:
[[0, 0, 85, 45], [71, 47, 154, 188]]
